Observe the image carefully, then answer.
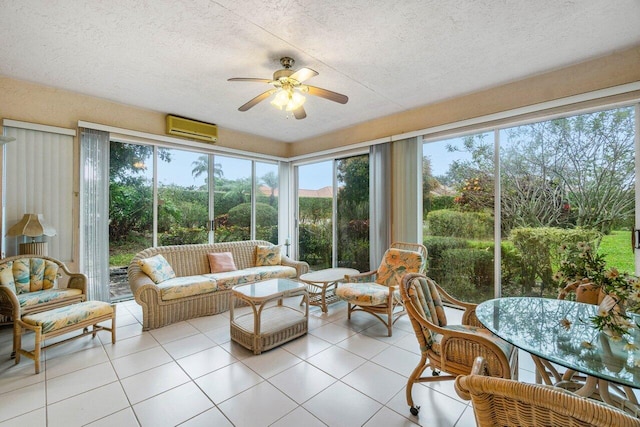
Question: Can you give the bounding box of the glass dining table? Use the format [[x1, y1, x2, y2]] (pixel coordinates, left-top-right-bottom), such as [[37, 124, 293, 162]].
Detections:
[[476, 297, 640, 415]]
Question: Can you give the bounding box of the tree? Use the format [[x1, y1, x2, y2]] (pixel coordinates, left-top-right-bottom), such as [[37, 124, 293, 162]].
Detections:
[[337, 156, 369, 204], [504, 107, 634, 234], [191, 155, 223, 182], [260, 171, 278, 206]]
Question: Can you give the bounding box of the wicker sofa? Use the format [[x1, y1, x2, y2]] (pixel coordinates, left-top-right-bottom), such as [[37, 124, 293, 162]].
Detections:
[[128, 240, 309, 330]]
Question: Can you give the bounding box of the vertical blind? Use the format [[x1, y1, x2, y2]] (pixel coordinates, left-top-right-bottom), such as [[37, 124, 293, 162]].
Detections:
[[79, 128, 110, 302], [3, 125, 74, 261]]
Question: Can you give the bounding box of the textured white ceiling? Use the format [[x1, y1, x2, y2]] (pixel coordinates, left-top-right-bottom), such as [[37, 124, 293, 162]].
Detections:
[[1, 0, 639, 142]]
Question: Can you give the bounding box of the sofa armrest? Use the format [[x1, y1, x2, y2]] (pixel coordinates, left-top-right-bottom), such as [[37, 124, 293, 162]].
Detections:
[[280, 255, 309, 278], [0, 285, 20, 319]]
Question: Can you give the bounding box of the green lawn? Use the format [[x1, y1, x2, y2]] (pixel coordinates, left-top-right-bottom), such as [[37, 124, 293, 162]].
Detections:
[[598, 230, 635, 274]]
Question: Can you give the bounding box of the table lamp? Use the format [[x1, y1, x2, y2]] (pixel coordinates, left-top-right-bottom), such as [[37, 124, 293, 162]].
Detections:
[[6, 213, 56, 256]]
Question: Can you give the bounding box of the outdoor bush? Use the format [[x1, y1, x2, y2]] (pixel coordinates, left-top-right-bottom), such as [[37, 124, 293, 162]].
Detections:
[[159, 226, 208, 246], [214, 225, 250, 242], [429, 195, 455, 211], [440, 248, 494, 303], [507, 227, 601, 296], [423, 236, 468, 282], [227, 202, 277, 227], [299, 222, 332, 269], [427, 209, 493, 239]]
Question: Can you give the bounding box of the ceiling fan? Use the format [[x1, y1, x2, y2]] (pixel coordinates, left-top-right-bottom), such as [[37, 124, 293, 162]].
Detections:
[[228, 57, 348, 119]]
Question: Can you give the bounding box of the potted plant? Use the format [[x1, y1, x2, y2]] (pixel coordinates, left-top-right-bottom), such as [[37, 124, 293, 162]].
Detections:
[[554, 242, 640, 342]]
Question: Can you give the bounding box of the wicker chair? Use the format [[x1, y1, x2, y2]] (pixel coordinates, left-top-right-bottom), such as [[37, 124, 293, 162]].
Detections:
[[335, 242, 426, 336], [455, 357, 640, 427], [399, 273, 518, 416]]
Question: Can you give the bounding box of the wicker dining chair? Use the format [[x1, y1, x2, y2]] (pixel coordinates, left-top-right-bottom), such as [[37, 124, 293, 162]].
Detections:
[[335, 242, 426, 336], [455, 357, 640, 427], [399, 273, 518, 416]]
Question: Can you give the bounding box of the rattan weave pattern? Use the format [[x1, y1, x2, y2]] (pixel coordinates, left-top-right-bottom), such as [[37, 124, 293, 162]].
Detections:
[[455, 358, 640, 427]]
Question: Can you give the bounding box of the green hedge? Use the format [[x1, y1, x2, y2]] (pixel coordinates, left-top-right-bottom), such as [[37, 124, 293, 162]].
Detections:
[[426, 209, 493, 239]]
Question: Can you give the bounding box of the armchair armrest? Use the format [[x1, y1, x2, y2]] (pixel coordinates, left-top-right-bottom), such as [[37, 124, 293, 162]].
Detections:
[[345, 270, 377, 283], [430, 280, 483, 328]]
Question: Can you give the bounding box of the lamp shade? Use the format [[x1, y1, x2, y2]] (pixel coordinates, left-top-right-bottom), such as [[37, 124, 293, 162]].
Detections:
[[6, 214, 56, 237]]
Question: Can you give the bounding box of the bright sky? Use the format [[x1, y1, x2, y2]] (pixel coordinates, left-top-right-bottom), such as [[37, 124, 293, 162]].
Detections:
[[137, 136, 480, 189]]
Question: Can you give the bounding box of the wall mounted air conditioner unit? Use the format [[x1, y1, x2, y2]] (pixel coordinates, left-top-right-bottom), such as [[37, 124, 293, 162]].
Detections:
[[166, 115, 218, 143]]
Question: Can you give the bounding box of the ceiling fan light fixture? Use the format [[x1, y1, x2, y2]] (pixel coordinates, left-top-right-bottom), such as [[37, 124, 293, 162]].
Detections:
[[270, 89, 290, 110], [285, 91, 306, 111]]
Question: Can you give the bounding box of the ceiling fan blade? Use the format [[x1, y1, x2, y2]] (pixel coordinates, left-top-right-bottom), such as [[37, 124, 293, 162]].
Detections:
[[293, 106, 307, 120], [289, 67, 318, 83], [228, 78, 272, 83], [238, 89, 277, 111], [306, 85, 349, 104]]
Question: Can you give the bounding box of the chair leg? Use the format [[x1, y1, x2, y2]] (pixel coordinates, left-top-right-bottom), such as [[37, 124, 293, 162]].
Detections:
[[407, 353, 429, 415], [11, 321, 19, 359], [347, 303, 352, 319]]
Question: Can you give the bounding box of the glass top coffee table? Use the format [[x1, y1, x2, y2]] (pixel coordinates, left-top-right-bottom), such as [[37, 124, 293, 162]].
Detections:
[[299, 267, 359, 313], [230, 278, 308, 355]]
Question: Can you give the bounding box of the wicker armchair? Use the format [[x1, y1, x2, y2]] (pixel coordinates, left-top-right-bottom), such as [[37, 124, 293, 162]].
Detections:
[[455, 357, 640, 427], [399, 273, 518, 416], [335, 242, 426, 336], [0, 255, 87, 357]]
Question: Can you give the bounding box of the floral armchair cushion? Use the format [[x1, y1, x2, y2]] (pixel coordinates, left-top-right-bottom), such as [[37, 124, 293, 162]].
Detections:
[[405, 275, 448, 347], [138, 254, 176, 284], [0, 258, 59, 294], [255, 245, 282, 266], [375, 248, 424, 287]]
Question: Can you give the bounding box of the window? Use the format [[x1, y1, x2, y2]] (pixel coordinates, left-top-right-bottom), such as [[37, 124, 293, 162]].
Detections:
[[422, 104, 638, 303], [296, 154, 370, 271]]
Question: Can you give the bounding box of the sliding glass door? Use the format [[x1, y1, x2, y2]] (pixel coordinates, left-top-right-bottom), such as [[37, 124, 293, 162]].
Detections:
[[296, 154, 370, 272]]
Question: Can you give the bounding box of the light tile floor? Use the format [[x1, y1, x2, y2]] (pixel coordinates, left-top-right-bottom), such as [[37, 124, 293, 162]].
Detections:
[[0, 298, 538, 427]]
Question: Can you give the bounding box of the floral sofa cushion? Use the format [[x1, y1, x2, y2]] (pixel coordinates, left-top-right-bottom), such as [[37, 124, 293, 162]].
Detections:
[[241, 266, 297, 282], [157, 276, 217, 301], [17, 288, 84, 308]]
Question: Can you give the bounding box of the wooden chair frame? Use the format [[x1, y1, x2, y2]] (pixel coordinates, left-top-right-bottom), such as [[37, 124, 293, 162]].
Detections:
[[342, 242, 427, 336], [399, 273, 518, 416]]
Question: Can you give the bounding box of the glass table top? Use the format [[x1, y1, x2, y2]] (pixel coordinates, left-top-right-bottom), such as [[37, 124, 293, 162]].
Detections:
[[232, 278, 305, 300], [476, 297, 640, 389]]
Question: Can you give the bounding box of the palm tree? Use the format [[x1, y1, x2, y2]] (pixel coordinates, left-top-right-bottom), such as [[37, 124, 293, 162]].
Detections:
[[260, 171, 278, 206], [191, 155, 223, 182]]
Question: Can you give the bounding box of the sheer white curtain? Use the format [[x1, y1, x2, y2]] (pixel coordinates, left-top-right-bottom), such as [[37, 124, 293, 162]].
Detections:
[[391, 137, 423, 244], [369, 143, 391, 267], [80, 128, 110, 302], [3, 123, 74, 261]]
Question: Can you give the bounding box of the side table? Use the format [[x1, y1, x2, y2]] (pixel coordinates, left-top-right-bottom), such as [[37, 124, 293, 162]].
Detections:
[[299, 267, 359, 313], [230, 278, 308, 355]]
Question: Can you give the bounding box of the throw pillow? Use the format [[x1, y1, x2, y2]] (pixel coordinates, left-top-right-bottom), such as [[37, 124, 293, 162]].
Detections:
[[255, 245, 282, 266], [138, 254, 176, 284], [208, 252, 237, 273]]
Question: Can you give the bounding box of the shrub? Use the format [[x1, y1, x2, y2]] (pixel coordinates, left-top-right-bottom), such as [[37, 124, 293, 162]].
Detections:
[[429, 195, 455, 211], [427, 209, 493, 239], [440, 247, 494, 303], [507, 227, 601, 296], [159, 226, 208, 246], [227, 202, 277, 227]]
